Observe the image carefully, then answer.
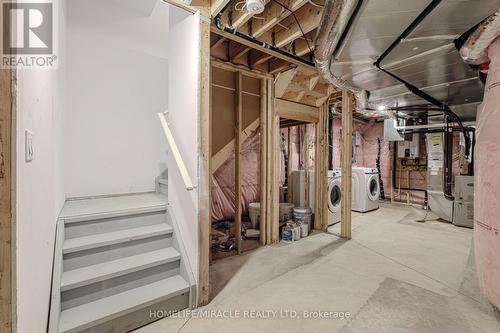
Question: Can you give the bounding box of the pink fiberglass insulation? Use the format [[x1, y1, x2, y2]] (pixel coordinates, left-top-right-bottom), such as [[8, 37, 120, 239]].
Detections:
[[474, 39, 500, 309], [211, 129, 286, 222], [211, 130, 261, 222]]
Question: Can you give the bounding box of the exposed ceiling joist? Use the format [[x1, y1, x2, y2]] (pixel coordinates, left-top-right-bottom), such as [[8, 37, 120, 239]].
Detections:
[[293, 31, 316, 56], [275, 67, 298, 98], [210, 36, 226, 51], [252, 0, 309, 37], [211, 0, 232, 17], [229, 44, 251, 60], [309, 74, 320, 90], [271, 4, 322, 48], [211, 25, 316, 70], [269, 59, 293, 74], [252, 54, 273, 66], [230, 0, 271, 29]]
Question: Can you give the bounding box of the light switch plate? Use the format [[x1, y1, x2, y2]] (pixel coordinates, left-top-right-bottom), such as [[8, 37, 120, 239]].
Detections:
[[25, 130, 33, 162]]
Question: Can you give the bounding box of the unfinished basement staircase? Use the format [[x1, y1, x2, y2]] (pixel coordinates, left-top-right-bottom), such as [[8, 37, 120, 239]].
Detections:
[[49, 192, 196, 333]]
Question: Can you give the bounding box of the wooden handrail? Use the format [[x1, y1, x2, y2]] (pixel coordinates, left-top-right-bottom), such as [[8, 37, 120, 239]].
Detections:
[[158, 112, 195, 191]]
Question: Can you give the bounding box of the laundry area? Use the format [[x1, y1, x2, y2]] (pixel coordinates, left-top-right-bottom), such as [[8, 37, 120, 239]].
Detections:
[[2, 0, 500, 333], [203, 0, 500, 331]]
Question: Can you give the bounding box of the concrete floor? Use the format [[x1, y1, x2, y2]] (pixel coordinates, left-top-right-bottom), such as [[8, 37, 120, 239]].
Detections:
[[135, 202, 500, 333]]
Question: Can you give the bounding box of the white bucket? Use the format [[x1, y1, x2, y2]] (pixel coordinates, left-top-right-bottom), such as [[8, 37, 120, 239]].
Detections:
[[249, 202, 260, 229], [300, 222, 309, 238], [279, 203, 295, 223], [293, 223, 301, 241]]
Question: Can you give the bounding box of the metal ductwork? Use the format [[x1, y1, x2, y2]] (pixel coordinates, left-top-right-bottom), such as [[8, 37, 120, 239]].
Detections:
[[314, 0, 398, 119], [314, 0, 367, 112], [460, 10, 500, 65]]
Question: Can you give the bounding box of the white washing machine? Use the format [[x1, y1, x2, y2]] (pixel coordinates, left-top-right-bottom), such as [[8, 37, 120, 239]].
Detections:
[[352, 167, 380, 213], [291, 170, 340, 225], [327, 170, 342, 225]]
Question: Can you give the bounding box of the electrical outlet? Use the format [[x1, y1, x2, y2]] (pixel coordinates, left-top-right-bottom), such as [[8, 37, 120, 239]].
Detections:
[[25, 130, 34, 162]]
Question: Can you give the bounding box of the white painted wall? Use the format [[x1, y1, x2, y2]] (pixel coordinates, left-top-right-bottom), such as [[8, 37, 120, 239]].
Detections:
[[15, 3, 200, 331], [64, 0, 170, 197], [166, 9, 200, 279], [15, 1, 66, 332]]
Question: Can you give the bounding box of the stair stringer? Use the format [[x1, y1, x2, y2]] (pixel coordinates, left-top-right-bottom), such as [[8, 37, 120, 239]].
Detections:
[[165, 204, 197, 308], [48, 218, 65, 333]]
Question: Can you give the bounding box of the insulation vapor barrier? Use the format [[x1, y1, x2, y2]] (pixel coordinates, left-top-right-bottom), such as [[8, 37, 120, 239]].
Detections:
[[211, 131, 261, 222], [474, 39, 500, 310]]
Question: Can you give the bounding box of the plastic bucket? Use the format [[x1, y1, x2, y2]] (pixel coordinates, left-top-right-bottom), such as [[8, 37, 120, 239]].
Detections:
[[249, 202, 260, 229], [279, 203, 295, 223]]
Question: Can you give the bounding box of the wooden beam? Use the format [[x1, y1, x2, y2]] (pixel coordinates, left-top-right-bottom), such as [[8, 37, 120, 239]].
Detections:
[[0, 69, 13, 333], [275, 98, 320, 122], [198, 17, 211, 306], [294, 36, 315, 57], [211, 26, 315, 70], [340, 90, 352, 239], [309, 74, 320, 91], [231, 0, 269, 29], [266, 79, 273, 244], [259, 79, 268, 245], [211, 117, 260, 172], [304, 124, 311, 207], [211, 0, 232, 17], [251, 0, 309, 37], [269, 59, 293, 74], [235, 71, 243, 254], [252, 54, 273, 67], [287, 127, 293, 203], [315, 95, 330, 107], [314, 102, 329, 231], [271, 83, 280, 243], [295, 91, 306, 102], [229, 44, 251, 60], [211, 36, 226, 51], [211, 57, 273, 79], [275, 67, 298, 98], [259, 4, 322, 49]]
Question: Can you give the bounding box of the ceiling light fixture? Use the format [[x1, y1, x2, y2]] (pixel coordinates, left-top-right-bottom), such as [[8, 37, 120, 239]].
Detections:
[[246, 0, 265, 14]]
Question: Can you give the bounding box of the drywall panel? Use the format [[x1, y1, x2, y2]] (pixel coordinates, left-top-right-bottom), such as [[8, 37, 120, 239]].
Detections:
[[15, 1, 67, 332], [64, 0, 170, 197], [166, 9, 200, 279]]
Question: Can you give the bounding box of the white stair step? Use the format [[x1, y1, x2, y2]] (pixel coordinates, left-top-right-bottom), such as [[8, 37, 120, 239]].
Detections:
[[61, 248, 180, 291], [60, 193, 167, 224], [63, 224, 173, 254], [58, 275, 190, 333]]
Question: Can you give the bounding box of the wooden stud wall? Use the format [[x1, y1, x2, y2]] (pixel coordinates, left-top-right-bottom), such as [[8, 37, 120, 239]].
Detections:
[[270, 83, 280, 243], [314, 102, 329, 231], [234, 71, 242, 254], [259, 79, 268, 245], [198, 4, 211, 306], [0, 69, 13, 331], [340, 90, 353, 239]]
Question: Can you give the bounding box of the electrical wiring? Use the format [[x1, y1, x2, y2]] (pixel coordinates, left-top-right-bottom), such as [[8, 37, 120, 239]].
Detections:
[[271, 0, 313, 55], [234, 1, 246, 11], [308, 0, 324, 8]]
